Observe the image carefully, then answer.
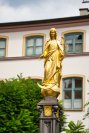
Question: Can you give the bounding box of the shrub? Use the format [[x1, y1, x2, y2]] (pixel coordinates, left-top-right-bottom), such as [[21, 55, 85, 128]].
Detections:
[[0, 75, 66, 133], [58, 100, 67, 132], [0, 76, 42, 133], [65, 120, 86, 133]]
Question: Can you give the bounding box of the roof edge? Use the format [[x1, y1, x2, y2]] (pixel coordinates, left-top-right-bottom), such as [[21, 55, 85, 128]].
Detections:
[[0, 15, 89, 26]]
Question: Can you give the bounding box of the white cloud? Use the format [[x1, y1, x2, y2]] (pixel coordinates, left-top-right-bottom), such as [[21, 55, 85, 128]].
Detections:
[[0, 5, 32, 22], [0, 0, 88, 23]]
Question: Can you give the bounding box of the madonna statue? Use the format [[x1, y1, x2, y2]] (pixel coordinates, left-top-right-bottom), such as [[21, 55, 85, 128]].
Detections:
[[38, 28, 64, 98]]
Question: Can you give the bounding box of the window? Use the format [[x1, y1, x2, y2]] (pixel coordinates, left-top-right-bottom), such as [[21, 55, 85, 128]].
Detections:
[[25, 36, 44, 56], [0, 38, 6, 57], [64, 32, 83, 54], [63, 77, 83, 110]]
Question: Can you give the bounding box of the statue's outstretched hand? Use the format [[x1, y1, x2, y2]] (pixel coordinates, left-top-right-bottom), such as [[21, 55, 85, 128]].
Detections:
[[39, 51, 48, 59], [39, 54, 44, 59]]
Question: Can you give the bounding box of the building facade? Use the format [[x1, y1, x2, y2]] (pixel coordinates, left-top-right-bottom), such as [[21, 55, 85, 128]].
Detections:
[[0, 14, 89, 129]]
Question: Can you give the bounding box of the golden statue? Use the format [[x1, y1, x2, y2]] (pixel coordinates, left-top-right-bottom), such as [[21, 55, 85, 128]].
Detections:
[[38, 28, 64, 98]]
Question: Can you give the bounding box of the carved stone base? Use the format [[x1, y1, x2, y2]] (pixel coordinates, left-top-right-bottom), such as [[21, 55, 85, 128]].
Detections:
[[37, 96, 60, 133]]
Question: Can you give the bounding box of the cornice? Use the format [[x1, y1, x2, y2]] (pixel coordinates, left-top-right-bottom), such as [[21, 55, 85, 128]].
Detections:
[[0, 15, 89, 32]]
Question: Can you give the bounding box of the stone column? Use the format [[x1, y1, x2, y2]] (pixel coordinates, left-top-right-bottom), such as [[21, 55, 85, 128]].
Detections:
[[37, 96, 60, 133]]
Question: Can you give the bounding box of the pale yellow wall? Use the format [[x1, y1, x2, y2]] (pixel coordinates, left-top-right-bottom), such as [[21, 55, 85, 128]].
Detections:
[[0, 26, 89, 128]]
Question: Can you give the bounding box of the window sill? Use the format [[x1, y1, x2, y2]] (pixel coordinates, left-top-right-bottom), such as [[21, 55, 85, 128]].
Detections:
[[64, 109, 84, 112], [65, 52, 89, 57], [0, 55, 40, 61], [0, 52, 89, 61]]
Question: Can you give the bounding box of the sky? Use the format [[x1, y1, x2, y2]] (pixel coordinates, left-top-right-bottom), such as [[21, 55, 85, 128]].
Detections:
[[0, 0, 89, 23]]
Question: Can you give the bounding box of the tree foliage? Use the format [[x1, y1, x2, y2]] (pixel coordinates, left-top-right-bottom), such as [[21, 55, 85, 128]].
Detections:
[[58, 100, 67, 132], [0, 76, 42, 133], [0, 75, 66, 133]]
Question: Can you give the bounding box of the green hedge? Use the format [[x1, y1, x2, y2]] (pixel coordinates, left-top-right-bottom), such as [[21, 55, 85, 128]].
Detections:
[[0, 75, 66, 133], [0, 76, 42, 133]]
